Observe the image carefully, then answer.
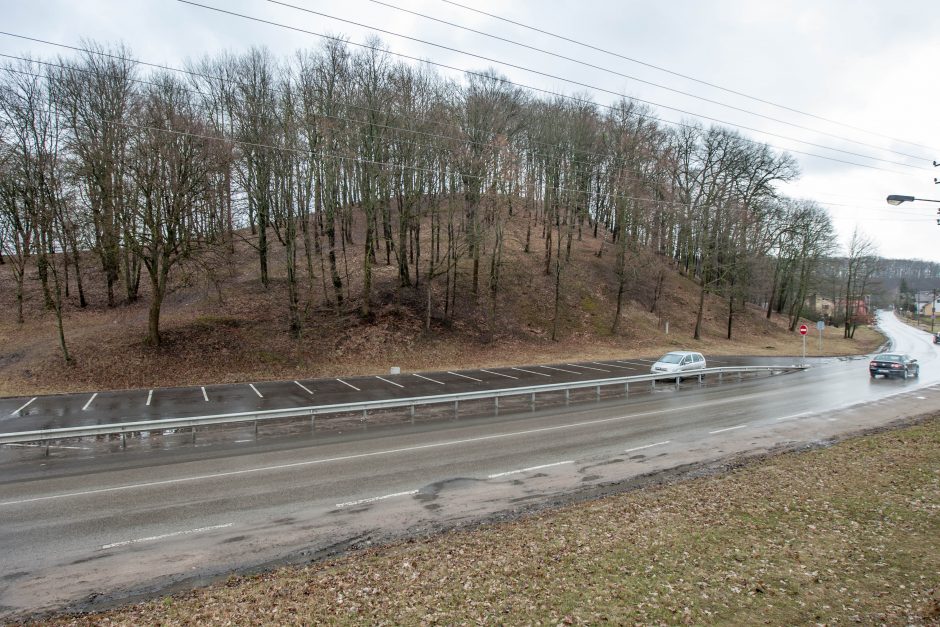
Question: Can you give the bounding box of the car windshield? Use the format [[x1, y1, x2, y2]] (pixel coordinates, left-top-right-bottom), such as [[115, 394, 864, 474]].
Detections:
[[876, 354, 901, 362], [659, 353, 684, 364]]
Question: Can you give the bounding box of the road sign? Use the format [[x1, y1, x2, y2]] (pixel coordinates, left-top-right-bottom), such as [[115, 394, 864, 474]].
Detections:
[[816, 320, 825, 331], [799, 324, 808, 335]]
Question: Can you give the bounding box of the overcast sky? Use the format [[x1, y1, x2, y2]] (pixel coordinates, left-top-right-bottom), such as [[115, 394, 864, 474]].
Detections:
[[4, 0, 939, 260]]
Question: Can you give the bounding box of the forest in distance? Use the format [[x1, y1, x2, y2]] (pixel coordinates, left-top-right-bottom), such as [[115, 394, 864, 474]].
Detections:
[[0, 37, 893, 365]]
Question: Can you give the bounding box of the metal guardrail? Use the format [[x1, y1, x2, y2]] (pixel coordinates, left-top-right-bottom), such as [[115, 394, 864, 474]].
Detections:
[[0, 365, 806, 446]]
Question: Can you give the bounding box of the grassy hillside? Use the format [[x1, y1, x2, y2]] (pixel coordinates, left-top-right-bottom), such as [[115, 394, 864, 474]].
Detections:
[[0, 208, 883, 397]]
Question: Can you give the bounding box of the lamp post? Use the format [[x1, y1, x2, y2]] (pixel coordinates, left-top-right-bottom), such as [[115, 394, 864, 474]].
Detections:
[[886, 195, 940, 206]]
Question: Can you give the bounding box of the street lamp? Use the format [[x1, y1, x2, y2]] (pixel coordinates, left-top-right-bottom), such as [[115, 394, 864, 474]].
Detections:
[[886, 194, 940, 205]]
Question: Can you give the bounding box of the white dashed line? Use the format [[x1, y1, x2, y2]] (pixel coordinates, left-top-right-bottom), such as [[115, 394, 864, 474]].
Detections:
[[447, 371, 483, 382], [776, 411, 812, 422], [413, 373, 445, 385], [146, 390, 153, 406], [916, 396, 927, 400], [249, 384, 263, 398], [709, 424, 748, 434], [201, 386, 209, 402], [376, 376, 404, 388], [510, 367, 550, 377], [539, 365, 581, 374], [101, 523, 234, 550], [625, 440, 671, 453], [234, 439, 253, 443], [11, 397, 36, 416], [294, 381, 314, 395], [567, 363, 609, 372], [479, 369, 518, 379], [616, 360, 653, 367], [336, 378, 361, 391], [81, 393, 98, 411], [592, 362, 632, 370], [488, 460, 573, 479], [336, 490, 418, 509]]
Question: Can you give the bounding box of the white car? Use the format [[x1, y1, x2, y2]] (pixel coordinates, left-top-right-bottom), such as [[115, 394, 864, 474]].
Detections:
[[650, 351, 706, 375]]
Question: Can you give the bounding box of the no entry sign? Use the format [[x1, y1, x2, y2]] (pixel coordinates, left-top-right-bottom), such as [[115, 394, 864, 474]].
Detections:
[[799, 324, 808, 336]]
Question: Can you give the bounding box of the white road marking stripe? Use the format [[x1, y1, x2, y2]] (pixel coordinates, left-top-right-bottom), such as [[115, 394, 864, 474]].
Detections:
[[335, 490, 418, 509], [376, 376, 404, 388], [567, 363, 609, 372], [447, 371, 483, 382], [479, 369, 518, 379], [336, 378, 361, 391], [234, 439, 253, 443], [249, 384, 263, 398], [488, 460, 573, 479], [6, 443, 87, 450], [709, 424, 748, 434], [776, 411, 812, 421], [539, 365, 581, 374], [0, 393, 808, 507], [294, 381, 314, 395], [146, 390, 153, 406], [592, 362, 632, 370], [81, 393, 98, 411], [100, 523, 234, 550], [618, 358, 655, 364], [413, 373, 445, 385], [625, 440, 671, 453], [916, 396, 926, 400], [510, 367, 550, 377], [11, 397, 36, 416], [201, 386, 209, 402]]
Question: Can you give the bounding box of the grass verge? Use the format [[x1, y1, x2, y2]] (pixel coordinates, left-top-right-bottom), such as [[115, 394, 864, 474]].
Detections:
[[41, 415, 940, 625]]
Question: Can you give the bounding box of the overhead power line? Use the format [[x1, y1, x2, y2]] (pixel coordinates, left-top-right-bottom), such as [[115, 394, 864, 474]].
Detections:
[[438, 0, 940, 155], [255, 0, 928, 172], [364, 0, 929, 163]]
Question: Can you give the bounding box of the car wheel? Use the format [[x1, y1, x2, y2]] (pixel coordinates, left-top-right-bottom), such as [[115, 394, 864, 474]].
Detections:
[[870, 372, 876, 379], [902, 369, 908, 380], [915, 367, 920, 378]]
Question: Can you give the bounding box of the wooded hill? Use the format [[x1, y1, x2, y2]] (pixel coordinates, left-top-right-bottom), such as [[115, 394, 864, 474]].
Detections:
[[0, 39, 886, 393]]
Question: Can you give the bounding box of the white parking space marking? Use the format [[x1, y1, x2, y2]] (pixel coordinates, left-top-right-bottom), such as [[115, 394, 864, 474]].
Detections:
[[249, 384, 264, 398], [336, 490, 418, 509], [488, 460, 573, 479], [539, 365, 581, 375], [625, 440, 671, 454], [81, 393, 98, 411], [413, 373, 445, 385], [10, 397, 36, 416], [201, 386, 209, 402], [511, 367, 550, 377], [376, 376, 405, 389], [294, 381, 314, 395], [592, 362, 632, 370], [447, 371, 483, 382], [615, 360, 652, 367], [709, 424, 748, 434], [146, 390, 153, 406], [479, 369, 518, 379], [568, 363, 609, 372], [101, 523, 234, 550], [336, 378, 361, 391]]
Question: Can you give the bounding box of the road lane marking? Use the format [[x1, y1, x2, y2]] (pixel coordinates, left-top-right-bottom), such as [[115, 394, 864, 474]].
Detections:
[[510, 367, 550, 377], [488, 460, 573, 479], [146, 390, 153, 406], [335, 490, 418, 509], [916, 396, 926, 400], [376, 376, 404, 388], [336, 378, 361, 391], [0, 393, 812, 507], [235, 439, 253, 443], [625, 440, 671, 453], [479, 369, 518, 379], [615, 360, 651, 367], [201, 386, 209, 402], [249, 384, 263, 398], [709, 424, 748, 434], [100, 523, 234, 550], [11, 397, 36, 416], [568, 363, 609, 372], [294, 381, 314, 395], [6, 443, 87, 450], [776, 411, 812, 421], [539, 365, 581, 374], [447, 371, 483, 382], [81, 393, 98, 411], [413, 373, 445, 385], [592, 362, 632, 370]]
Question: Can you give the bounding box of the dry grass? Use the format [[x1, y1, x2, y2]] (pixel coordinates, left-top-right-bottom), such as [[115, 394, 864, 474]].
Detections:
[[40, 416, 940, 626]]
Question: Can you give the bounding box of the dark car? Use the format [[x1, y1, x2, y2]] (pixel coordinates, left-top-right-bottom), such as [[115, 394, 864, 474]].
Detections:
[[934, 333, 940, 344], [869, 353, 919, 379]]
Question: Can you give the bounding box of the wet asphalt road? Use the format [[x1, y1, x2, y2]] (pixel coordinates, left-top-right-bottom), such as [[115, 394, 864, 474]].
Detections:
[[0, 311, 936, 618]]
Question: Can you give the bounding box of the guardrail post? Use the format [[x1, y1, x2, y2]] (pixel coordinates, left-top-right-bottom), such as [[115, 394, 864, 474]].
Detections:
[[718, 372, 723, 383], [121, 433, 126, 449], [44, 443, 50, 457], [698, 373, 703, 385], [494, 397, 499, 416], [624, 382, 629, 398], [254, 420, 258, 438], [530, 392, 536, 412], [674, 376, 680, 388], [362, 409, 368, 430], [595, 385, 601, 402], [410, 404, 415, 424], [565, 389, 570, 406], [738, 371, 743, 382], [191, 426, 196, 444], [454, 400, 459, 420]]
